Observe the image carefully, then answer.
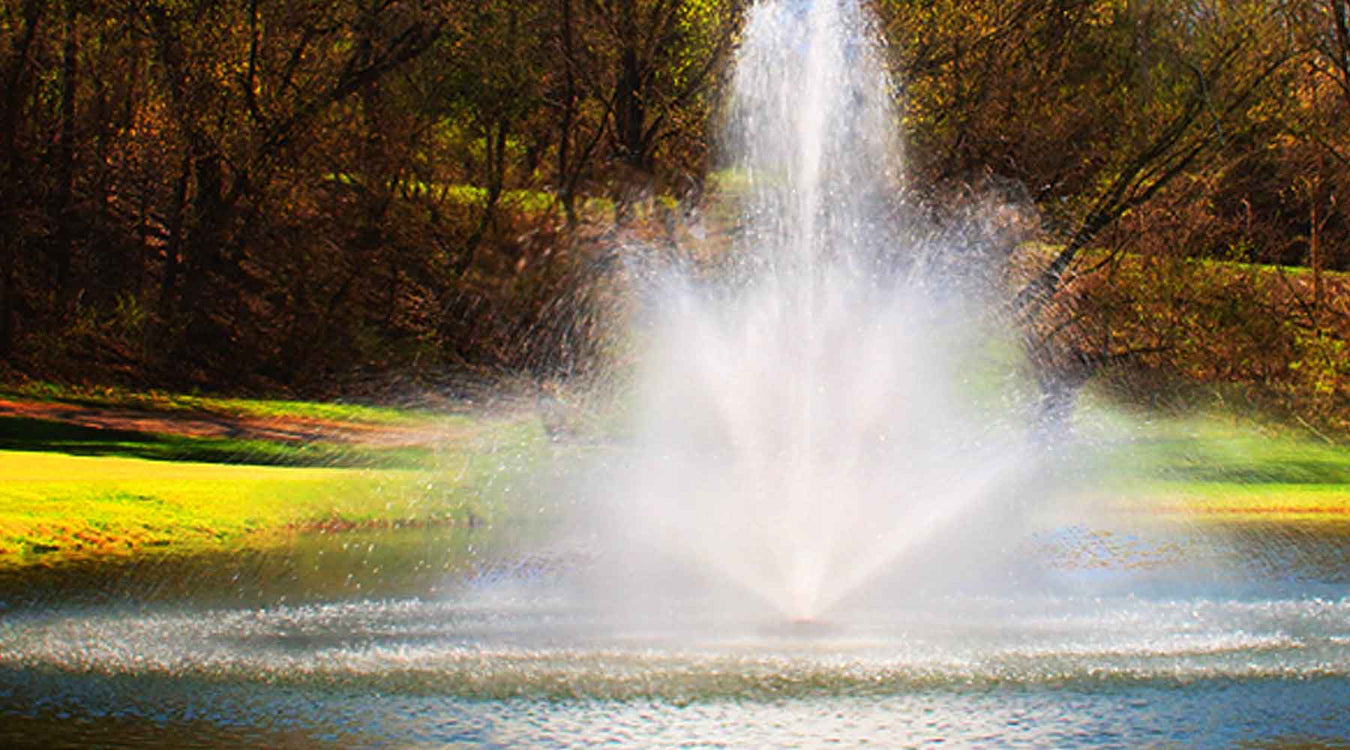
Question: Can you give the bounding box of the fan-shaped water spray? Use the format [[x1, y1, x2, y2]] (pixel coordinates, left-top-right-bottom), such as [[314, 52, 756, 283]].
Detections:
[[601, 0, 1034, 621]]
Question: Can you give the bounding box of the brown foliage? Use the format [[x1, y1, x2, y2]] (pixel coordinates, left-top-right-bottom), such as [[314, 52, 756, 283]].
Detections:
[[1031, 188, 1350, 434], [0, 0, 1348, 415]]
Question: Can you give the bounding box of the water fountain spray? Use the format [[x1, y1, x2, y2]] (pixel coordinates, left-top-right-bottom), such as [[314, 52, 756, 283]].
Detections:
[[602, 0, 1035, 621]]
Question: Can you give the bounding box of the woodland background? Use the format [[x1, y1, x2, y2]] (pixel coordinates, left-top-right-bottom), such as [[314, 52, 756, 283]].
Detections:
[[1, 0, 1348, 430]]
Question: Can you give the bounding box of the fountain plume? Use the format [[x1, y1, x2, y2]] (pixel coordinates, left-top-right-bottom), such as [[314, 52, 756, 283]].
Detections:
[[597, 0, 1035, 622]]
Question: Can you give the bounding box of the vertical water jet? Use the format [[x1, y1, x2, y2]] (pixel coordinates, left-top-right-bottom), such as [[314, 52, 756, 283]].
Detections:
[[597, 0, 1036, 622]]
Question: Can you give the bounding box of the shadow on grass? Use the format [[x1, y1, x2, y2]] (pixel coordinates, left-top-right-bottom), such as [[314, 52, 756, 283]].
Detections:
[[1156, 461, 1350, 484], [1129, 436, 1350, 485], [0, 416, 432, 468]]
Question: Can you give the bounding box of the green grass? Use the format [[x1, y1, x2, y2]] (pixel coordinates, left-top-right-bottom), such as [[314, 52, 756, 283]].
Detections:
[[0, 381, 480, 467], [4, 377, 1347, 573], [441, 184, 556, 213], [0, 411, 552, 570], [2, 381, 442, 425], [0, 415, 436, 467], [0, 452, 431, 566], [1014, 242, 1348, 280], [1081, 406, 1350, 522]]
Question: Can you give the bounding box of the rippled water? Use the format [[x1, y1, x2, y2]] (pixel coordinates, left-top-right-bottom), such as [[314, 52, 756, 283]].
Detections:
[[2, 520, 1349, 747]]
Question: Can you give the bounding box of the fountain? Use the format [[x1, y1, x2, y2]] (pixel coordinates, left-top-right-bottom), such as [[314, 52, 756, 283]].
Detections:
[[592, 0, 1037, 623], [1, 0, 1348, 746]]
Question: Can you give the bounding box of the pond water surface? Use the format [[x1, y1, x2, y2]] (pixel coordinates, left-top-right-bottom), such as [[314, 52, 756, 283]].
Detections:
[[2, 520, 1349, 748]]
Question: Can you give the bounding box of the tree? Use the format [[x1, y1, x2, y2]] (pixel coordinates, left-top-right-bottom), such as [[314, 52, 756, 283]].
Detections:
[[140, 0, 445, 368], [1012, 1, 1296, 319], [0, 0, 48, 358], [583, 0, 744, 218], [885, 0, 1298, 416]]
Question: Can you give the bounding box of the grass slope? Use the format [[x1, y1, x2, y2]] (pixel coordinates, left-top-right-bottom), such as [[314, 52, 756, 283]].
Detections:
[[0, 415, 548, 569], [0, 415, 436, 468], [2, 380, 1347, 572], [1087, 408, 1350, 521], [2, 382, 437, 424]]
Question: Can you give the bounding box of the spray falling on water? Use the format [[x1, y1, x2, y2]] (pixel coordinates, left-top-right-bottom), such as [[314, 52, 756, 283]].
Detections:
[[603, 0, 1037, 621]]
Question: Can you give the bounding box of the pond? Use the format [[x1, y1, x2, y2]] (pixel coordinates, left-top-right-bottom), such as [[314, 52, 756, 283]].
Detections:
[[1, 519, 1348, 748]]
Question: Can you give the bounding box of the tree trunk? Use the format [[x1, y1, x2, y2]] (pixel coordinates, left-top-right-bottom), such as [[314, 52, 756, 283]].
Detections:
[[1311, 190, 1323, 311], [52, 2, 79, 303], [179, 153, 226, 318], [611, 0, 647, 224], [459, 118, 509, 276], [0, 0, 43, 360], [0, 238, 14, 359], [557, 0, 579, 227], [159, 155, 191, 320], [616, 40, 645, 170], [1, 0, 42, 177]]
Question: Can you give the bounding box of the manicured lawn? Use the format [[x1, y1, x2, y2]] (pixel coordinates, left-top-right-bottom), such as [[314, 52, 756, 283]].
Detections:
[[2, 380, 1347, 572], [2, 381, 447, 425], [0, 414, 549, 569], [1086, 409, 1350, 522], [0, 415, 437, 467], [0, 452, 448, 567], [0, 381, 485, 467]]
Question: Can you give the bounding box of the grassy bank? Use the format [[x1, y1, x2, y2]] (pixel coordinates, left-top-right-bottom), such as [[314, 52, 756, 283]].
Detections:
[[0, 381, 485, 468], [0, 409, 549, 570], [2, 382, 1348, 573], [1081, 404, 1350, 522], [0, 415, 438, 468], [2, 381, 440, 425]]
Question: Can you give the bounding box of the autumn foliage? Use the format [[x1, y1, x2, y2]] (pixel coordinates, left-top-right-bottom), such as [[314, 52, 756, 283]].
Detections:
[[0, 1, 1347, 420]]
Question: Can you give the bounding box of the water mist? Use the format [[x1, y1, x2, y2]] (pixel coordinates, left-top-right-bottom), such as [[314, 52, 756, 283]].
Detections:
[[596, 0, 1041, 621]]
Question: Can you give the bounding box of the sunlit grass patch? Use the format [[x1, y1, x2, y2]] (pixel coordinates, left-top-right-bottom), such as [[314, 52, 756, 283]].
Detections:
[[1141, 482, 1350, 522], [1081, 406, 1350, 523], [0, 453, 425, 566], [1122, 417, 1350, 484], [0, 415, 550, 569], [0, 415, 436, 468], [2, 381, 447, 426]]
